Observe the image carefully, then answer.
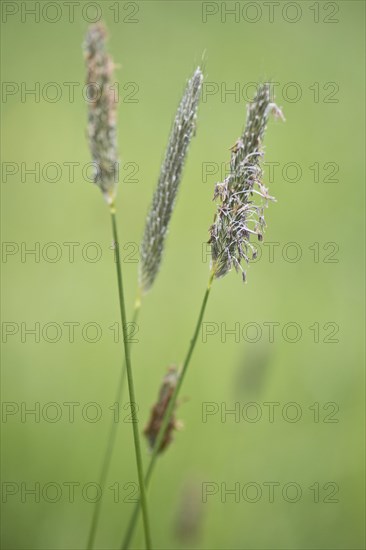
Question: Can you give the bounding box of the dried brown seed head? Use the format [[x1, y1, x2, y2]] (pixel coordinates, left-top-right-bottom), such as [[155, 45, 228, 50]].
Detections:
[[144, 366, 180, 453]]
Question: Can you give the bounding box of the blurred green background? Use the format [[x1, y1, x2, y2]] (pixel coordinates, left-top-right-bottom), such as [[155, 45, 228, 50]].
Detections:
[[1, 1, 365, 549]]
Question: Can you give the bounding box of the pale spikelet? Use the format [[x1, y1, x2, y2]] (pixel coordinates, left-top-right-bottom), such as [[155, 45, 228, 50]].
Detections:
[[84, 22, 118, 204], [139, 68, 203, 293], [209, 83, 284, 281], [144, 366, 180, 453]]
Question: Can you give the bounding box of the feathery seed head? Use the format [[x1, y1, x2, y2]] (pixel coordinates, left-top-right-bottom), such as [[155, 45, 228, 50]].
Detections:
[[84, 22, 119, 205], [139, 68, 203, 293], [209, 83, 284, 281]]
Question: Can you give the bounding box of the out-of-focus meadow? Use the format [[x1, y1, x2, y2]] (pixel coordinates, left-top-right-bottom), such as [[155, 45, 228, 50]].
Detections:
[[1, 1, 365, 548]]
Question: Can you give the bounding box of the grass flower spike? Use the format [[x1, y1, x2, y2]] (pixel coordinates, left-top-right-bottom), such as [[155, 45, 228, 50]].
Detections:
[[84, 22, 152, 550], [84, 22, 118, 204], [139, 67, 203, 293], [144, 366, 180, 453], [121, 84, 284, 549], [209, 83, 284, 281]]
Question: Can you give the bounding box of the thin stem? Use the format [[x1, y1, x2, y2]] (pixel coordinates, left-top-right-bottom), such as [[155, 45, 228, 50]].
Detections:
[[87, 305, 140, 550], [121, 272, 214, 549], [110, 206, 152, 550]]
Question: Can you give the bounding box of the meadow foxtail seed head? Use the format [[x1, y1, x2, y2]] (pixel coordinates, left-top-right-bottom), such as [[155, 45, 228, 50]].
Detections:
[[84, 22, 119, 205], [139, 67, 203, 294], [209, 83, 284, 281]]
